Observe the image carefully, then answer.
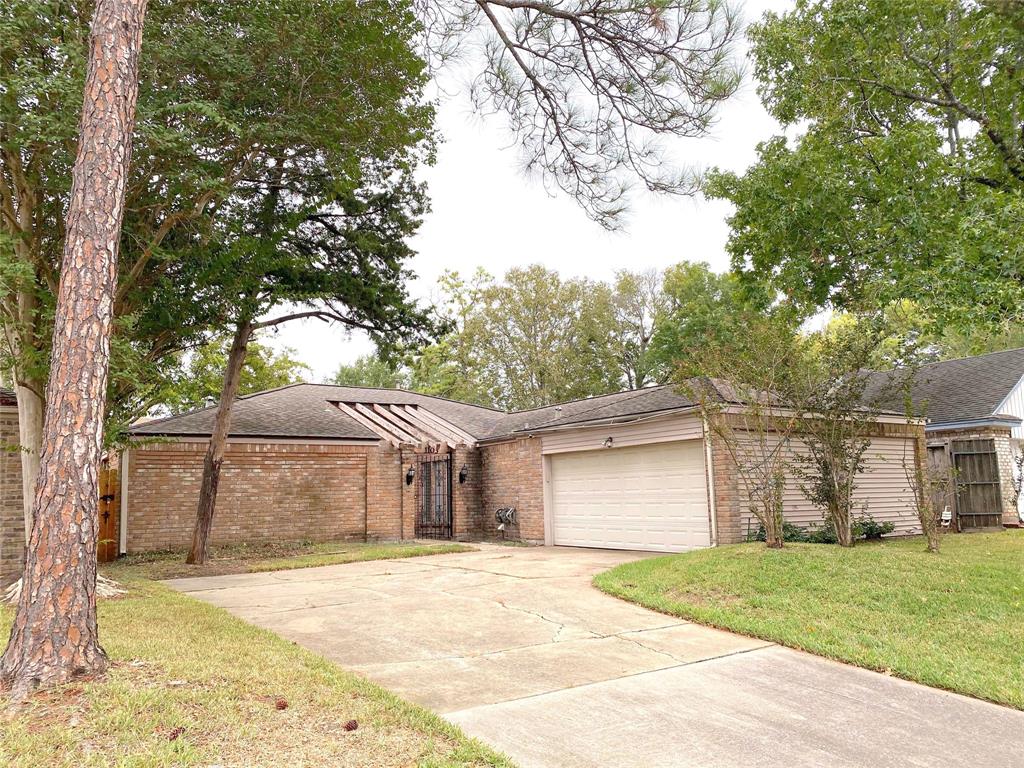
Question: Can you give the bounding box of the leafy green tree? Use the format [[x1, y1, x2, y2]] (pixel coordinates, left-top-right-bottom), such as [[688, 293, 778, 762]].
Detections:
[[790, 323, 894, 548], [681, 312, 807, 549], [468, 266, 620, 410], [332, 354, 410, 390], [410, 266, 621, 410], [706, 0, 1024, 330], [650, 262, 766, 378], [933, 323, 1024, 360], [608, 269, 668, 389], [408, 270, 503, 407], [824, 303, 1024, 369], [157, 337, 310, 415], [170, 0, 437, 565]]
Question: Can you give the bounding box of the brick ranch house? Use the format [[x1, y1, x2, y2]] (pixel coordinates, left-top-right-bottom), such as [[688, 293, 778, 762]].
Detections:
[[1, 380, 932, 585], [4, 350, 1020, 588]]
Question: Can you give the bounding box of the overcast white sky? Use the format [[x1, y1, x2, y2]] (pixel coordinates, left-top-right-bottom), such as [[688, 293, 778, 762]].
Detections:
[[267, 0, 795, 382]]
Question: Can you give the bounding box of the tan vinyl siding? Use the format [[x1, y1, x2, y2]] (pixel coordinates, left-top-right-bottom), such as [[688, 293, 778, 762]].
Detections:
[[735, 435, 921, 538], [540, 413, 703, 455]]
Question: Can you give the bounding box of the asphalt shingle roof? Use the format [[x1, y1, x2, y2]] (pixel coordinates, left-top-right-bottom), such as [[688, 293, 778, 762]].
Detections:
[[131, 384, 508, 441], [497, 385, 702, 434], [865, 347, 1024, 426], [130, 381, 711, 442]]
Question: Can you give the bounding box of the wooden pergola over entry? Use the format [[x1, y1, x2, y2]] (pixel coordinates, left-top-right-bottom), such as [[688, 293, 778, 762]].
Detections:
[[332, 402, 476, 450]]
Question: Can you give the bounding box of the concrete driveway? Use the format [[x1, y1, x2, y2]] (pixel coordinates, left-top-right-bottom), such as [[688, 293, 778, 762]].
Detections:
[[167, 545, 1022, 768]]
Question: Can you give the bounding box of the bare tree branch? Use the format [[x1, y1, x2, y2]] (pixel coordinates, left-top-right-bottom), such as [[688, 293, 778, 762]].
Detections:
[[419, 0, 742, 226]]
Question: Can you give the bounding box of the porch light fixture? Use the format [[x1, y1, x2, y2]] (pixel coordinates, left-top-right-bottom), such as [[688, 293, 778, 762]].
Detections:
[[405, 465, 415, 485], [458, 464, 468, 484], [603, 437, 614, 448]]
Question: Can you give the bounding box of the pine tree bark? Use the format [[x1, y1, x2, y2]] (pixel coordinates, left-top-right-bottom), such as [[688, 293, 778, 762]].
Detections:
[[186, 318, 253, 565], [0, 0, 148, 700]]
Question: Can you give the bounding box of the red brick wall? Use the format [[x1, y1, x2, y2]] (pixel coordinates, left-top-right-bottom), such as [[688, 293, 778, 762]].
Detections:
[[366, 443, 403, 540], [126, 440, 379, 552], [399, 447, 418, 539], [453, 446, 483, 539], [708, 432, 743, 544], [480, 437, 544, 543], [0, 407, 25, 587]]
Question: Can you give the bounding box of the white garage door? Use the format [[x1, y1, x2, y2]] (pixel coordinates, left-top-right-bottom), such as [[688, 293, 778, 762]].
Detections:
[[549, 440, 710, 552]]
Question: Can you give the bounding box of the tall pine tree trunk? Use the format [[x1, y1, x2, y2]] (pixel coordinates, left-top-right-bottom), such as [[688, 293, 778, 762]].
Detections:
[[1, 0, 147, 700], [186, 318, 253, 565]]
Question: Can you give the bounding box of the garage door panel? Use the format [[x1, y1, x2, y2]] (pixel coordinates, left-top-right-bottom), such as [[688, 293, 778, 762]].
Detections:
[[550, 441, 710, 553]]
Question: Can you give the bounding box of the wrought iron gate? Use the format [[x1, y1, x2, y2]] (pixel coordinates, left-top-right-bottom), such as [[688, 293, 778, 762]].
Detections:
[[415, 453, 452, 539]]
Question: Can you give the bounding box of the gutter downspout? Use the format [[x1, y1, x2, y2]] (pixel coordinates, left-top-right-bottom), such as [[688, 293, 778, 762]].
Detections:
[[703, 416, 719, 547]]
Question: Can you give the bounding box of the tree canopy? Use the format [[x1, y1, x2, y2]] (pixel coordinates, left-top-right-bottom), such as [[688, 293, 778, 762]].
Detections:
[[1, 0, 434, 434], [649, 261, 768, 378], [410, 266, 619, 410], [333, 354, 410, 390], [421, 0, 743, 225], [705, 0, 1024, 332], [155, 337, 310, 415]]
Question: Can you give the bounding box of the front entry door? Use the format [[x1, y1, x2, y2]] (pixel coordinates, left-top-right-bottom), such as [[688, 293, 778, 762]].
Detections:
[[415, 454, 452, 539]]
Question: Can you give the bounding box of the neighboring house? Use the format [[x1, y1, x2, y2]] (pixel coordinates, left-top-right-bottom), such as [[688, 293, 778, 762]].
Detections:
[[868, 347, 1024, 529], [0, 380, 927, 585]]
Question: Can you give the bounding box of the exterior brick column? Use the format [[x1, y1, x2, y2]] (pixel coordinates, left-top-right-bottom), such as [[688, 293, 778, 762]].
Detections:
[[453, 447, 483, 540]]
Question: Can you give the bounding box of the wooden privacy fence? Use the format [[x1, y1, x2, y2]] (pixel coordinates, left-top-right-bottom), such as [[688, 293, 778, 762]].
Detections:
[[98, 458, 120, 563], [951, 438, 1003, 529], [928, 438, 1004, 530]]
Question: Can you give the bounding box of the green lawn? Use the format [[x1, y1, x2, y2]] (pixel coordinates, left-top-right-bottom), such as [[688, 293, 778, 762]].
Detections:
[[103, 539, 475, 581], [594, 530, 1024, 709], [0, 577, 511, 767]]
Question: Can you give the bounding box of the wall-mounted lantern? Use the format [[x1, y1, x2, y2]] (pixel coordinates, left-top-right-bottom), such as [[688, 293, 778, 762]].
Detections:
[[603, 436, 614, 448], [405, 465, 415, 485], [458, 464, 469, 484]]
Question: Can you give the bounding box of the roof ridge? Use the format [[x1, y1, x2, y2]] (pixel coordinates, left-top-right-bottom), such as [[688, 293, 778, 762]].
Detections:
[[914, 346, 1024, 370], [505, 384, 672, 416], [511, 386, 674, 431]]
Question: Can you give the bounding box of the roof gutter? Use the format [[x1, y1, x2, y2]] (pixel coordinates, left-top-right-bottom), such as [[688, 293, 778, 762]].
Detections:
[[124, 432, 380, 443], [926, 415, 1023, 432]]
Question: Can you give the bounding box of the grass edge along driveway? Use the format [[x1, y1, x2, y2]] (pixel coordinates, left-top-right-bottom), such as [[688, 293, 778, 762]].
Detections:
[[103, 540, 475, 581], [594, 530, 1024, 710], [0, 576, 513, 768]]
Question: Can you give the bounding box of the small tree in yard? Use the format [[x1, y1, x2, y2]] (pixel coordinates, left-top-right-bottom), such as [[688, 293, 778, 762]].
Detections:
[[899, 385, 944, 555], [788, 325, 887, 548], [185, 165, 436, 566], [1012, 448, 1024, 524], [682, 314, 804, 549]]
